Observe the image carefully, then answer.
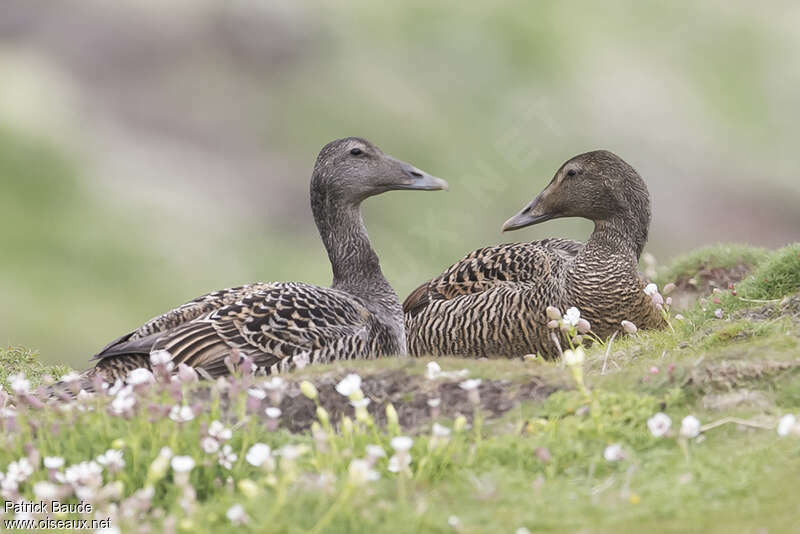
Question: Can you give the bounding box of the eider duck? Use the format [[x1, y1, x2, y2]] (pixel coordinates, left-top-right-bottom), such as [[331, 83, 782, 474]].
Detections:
[[403, 150, 664, 359], [84, 137, 447, 383]]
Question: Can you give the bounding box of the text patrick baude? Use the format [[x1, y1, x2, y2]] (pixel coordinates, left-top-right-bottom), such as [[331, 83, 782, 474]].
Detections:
[[4, 500, 94, 514]]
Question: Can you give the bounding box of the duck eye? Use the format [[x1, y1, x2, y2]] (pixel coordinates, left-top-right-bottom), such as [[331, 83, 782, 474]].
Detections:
[[566, 169, 577, 177], [350, 148, 363, 156]]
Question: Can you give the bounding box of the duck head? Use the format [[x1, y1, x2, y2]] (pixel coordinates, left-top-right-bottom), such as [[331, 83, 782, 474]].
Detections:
[[501, 150, 651, 255], [312, 137, 448, 205]]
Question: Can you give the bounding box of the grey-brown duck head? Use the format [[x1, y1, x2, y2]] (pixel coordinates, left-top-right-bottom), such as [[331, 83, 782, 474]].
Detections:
[[311, 137, 448, 205], [501, 150, 651, 257]]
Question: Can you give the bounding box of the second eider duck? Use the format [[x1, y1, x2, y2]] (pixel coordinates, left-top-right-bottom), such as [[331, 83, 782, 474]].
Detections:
[[404, 150, 664, 359], [81, 137, 448, 384]]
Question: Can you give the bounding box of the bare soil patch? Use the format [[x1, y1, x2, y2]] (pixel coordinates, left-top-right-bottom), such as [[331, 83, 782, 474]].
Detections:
[[670, 263, 753, 309], [230, 366, 569, 434]]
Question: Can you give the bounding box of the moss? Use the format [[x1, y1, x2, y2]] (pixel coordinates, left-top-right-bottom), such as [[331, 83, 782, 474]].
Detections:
[[735, 243, 800, 300]]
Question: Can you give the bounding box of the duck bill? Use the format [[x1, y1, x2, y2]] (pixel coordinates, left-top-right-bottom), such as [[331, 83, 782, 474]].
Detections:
[[394, 172, 449, 191], [384, 157, 449, 191], [501, 194, 554, 232]]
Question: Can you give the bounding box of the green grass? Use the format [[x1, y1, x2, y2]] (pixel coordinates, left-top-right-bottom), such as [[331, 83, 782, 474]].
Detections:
[[735, 243, 800, 300], [1, 244, 799, 533], [653, 243, 769, 288]]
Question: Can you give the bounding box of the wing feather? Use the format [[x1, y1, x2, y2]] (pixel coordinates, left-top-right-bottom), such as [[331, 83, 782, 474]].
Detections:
[[403, 240, 582, 316], [93, 283, 374, 378]]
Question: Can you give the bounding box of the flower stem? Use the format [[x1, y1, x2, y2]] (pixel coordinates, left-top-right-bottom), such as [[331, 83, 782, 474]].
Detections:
[[309, 483, 354, 534]]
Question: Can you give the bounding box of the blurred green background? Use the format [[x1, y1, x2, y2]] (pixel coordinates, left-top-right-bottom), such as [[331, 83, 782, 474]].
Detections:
[[1, 0, 799, 368]]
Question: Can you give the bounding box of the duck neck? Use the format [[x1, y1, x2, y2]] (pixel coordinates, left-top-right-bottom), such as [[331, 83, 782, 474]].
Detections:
[[583, 198, 650, 261], [311, 187, 400, 313]]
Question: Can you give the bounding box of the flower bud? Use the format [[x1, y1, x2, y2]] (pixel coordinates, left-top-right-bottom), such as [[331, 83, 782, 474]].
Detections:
[[238, 479, 261, 499], [316, 406, 330, 425], [385, 403, 399, 426], [453, 415, 467, 433], [576, 318, 591, 334], [563, 346, 585, 366], [621, 320, 638, 335], [341, 416, 354, 435], [546, 306, 562, 321], [300, 381, 318, 400]]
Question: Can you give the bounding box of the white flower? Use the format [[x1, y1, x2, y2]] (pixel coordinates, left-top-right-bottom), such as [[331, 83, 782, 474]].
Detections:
[[427, 398, 441, 408], [564, 307, 581, 327], [335, 374, 363, 397], [33, 481, 61, 500], [201, 437, 220, 454], [459, 378, 482, 391], [448, 516, 460, 528], [96, 449, 125, 471], [387, 454, 411, 473], [64, 461, 103, 488], [169, 405, 195, 423], [245, 443, 272, 467], [8, 373, 30, 394], [177, 363, 198, 383], [563, 346, 586, 366], [149, 350, 173, 367], [170, 455, 196, 473], [111, 393, 136, 415], [247, 388, 266, 400], [644, 283, 658, 296], [126, 368, 154, 386], [218, 445, 237, 470], [516, 529, 532, 534], [365, 445, 386, 459], [278, 444, 308, 460], [680, 415, 701, 438], [265, 407, 282, 419], [647, 412, 672, 437], [106, 379, 124, 396], [293, 353, 310, 370], [226, 504, 249, 525], [425, 361, 442, 380], [432, 423, 451, 438], [60, 372, 81, 384], [347, 459, 379, 486], [1, 476, 19, 495], [95, 527, 121, 534], [208, 420, 232, 441], [603, 444, 624, 462], [262, 377, 285, 390], [390, 436, 413, 452], [44, 456, 65, 469], [350, 398, 370, 409], [714, 308, 724, 319], [777, 414, 797, 437], [6, 458, 34, 483]]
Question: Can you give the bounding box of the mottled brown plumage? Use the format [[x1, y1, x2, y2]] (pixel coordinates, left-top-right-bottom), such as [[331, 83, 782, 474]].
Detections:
[[404, 150, 664, 359], [72, 138, 447, 388]]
